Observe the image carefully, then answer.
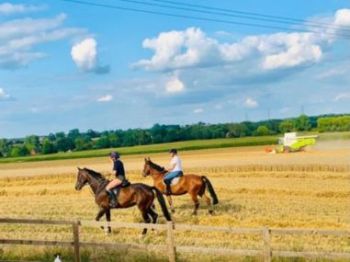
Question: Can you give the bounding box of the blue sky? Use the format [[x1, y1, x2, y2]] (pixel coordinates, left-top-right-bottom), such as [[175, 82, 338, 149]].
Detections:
[[0, 0, 349, 138]]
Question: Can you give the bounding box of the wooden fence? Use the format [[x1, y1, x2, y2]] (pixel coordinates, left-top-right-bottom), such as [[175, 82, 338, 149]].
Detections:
[[0, 218, 349, 262]]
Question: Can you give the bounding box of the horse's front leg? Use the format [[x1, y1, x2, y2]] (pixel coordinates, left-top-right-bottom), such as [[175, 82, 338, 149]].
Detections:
[[166, 195, 175, 213], [95, 208, 106, 232], [105, 208, 112, 234]]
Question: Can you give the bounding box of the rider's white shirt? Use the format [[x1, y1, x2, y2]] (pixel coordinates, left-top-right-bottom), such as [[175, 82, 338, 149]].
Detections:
[[170, 155, 183, 172]]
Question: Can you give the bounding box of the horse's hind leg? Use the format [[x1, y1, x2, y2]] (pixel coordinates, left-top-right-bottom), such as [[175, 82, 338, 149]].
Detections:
[[203, 193, 214, 215], [166, 195, 175, 213], [190, 194, 200, 216], [148, 204, 158, 224], [140, 209, 151, 235]]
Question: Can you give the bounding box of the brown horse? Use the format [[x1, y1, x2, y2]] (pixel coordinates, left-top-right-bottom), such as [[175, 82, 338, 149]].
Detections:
[[142, 158, 218, 215], [75, 167, 171, 235]]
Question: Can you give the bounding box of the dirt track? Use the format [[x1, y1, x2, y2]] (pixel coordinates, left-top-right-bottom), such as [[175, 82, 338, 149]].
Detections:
[[0, 142, 349, 178]]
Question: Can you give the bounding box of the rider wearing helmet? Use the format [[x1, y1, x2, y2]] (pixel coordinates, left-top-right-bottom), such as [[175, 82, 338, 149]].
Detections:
[[164, 149, 183, 195], [106, 151, 126, 207]]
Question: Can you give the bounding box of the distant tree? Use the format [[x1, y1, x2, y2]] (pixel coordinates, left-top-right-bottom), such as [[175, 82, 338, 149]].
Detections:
[[134, 130, 152, 145], [55, 132, 66, 139], [94, 135, 110, 149], [279, 120, 294, 133], [74, 136, 92, 151], [317, 116, 350, 132], [47, 133, 56, 142], [294, 114, 311, 131], [255, 125, 270, 136], [24, 135, 41, 154], [0, 139, 10, 157], [227, 123, 248, 138], [10, 146, 29, 157], [56, 137, 74, 152], [108, 133, 120, 147], [42, 138, 57, 154], [86, 129, 100, 139], [150, 124, 167, 143], [68, 129, 80, 141]]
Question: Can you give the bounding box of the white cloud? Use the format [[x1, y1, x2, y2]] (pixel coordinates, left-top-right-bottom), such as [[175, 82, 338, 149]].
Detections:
[[261, 33, 322, 70], [334, 92, 350, 101], [134, 27, 220, 71], [165, 76, 185, 93], [0, 14, 85, 69], [71, 37, 110, 74], [136, 28, 325, 71], [0, 14, 68, 40], [135, 9, 350, 72], [97, 94, 113, 102], [193, 108, 204, 113], [0, 3, 44, 15], [316, 68, 346, 79], [71, 38, 97, 71], [334, 9, 350, 27], [244, 97, 258, 108], [0, 88, 10, 100]]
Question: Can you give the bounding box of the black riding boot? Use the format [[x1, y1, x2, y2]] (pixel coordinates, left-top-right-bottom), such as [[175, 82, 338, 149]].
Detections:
[[165, 183, 172, 195], [106, 190, 116, 207]]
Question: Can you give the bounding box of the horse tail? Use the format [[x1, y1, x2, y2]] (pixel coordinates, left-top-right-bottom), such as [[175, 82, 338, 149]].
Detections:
[[201, 176, 219, 205], [152, 187, 172, 221]]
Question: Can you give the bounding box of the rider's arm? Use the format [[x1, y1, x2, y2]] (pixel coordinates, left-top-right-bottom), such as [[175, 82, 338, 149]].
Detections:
[[112, 161, 119, 177]]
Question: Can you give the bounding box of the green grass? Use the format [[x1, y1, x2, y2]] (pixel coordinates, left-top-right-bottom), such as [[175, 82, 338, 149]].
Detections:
[[0, 136, 278, 163], [0, 131, 348, 164]]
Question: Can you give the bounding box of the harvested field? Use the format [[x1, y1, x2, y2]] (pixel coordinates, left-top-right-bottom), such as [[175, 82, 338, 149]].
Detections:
[[0, 143, 349, 261]]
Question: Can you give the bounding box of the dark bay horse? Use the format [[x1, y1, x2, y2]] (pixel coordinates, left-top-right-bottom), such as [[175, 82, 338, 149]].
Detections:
[[75, 167, 171, 235], [142, 158, 219, 215]]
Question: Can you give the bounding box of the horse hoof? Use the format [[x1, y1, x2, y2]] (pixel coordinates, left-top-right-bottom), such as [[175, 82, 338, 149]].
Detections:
[[171, 209, 175, 214], [209, 210, 215, 215]]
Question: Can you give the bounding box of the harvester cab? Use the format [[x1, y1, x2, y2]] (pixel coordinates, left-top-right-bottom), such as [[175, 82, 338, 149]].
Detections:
[[276, 132, 318, 153]]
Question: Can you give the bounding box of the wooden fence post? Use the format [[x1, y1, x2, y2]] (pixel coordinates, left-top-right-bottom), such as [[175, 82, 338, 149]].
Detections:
[[263, 227, 272, 262], [166, 222, 176, 262], [72, 221, 81, 262]]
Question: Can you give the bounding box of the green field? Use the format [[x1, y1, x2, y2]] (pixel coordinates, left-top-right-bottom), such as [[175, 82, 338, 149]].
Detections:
[[1, 131, 349, 164], [0, 136, 278, 163]]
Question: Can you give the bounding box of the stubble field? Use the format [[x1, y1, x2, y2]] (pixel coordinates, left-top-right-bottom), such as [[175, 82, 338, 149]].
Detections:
[[0, 143, 349, 261]]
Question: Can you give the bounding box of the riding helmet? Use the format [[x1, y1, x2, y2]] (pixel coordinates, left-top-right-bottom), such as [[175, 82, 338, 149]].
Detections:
[[169, 148, 177, 154], [110, 151, 120, 159]]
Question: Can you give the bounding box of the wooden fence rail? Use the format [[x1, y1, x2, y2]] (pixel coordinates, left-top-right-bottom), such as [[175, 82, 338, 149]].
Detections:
[[1, 218, 349, 262]]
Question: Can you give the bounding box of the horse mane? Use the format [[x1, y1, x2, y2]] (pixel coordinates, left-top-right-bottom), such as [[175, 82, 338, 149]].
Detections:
[[148, 160, 167, 173], [83, 168, 107, 181]]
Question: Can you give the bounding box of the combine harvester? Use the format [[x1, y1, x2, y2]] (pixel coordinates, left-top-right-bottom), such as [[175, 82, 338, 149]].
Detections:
[[269, 132, 318, 153]]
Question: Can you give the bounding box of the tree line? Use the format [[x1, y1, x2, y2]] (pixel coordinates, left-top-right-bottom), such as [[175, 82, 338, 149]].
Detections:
[[0, 114, 349, 158]]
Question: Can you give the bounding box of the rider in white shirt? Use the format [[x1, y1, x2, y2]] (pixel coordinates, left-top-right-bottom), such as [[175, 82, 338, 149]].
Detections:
[[164, 148, 183, 195]]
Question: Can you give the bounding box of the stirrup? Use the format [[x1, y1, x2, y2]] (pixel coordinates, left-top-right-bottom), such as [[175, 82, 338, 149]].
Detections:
[[109, 196, 116, 207]]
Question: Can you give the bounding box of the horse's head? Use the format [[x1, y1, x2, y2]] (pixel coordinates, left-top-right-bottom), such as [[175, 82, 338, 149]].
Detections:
[[142, 158, 152, 177], [142, 157, 166, 177], [75, 167, 89, 190]]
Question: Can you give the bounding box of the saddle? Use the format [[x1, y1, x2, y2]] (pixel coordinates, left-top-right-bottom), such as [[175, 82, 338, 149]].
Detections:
[[169, 176, 181, 186], [110, 179, 131, 206]]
